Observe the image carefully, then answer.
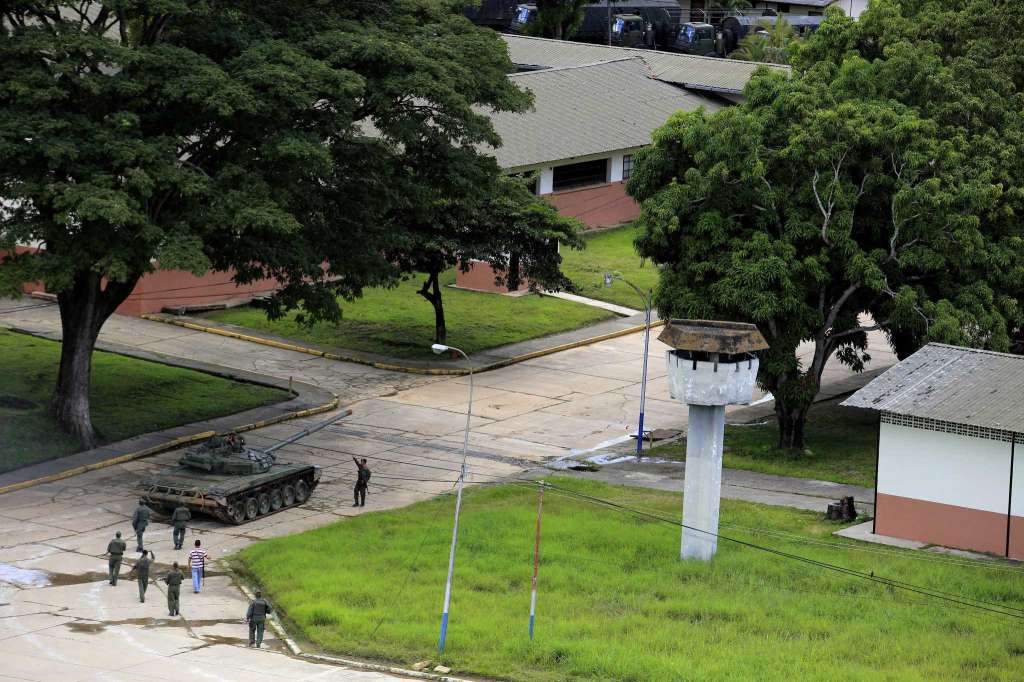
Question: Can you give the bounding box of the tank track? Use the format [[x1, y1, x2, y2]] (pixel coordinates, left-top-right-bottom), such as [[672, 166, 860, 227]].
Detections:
[[210, 471, 320, 525]]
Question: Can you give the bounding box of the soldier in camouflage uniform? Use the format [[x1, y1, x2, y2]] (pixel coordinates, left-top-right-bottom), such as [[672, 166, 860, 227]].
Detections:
[[132, 499, 151, 552], [245, 590, 273, 648], [164, 561, 184, 616], [352, 456, 371, 507], [171, 502, 191, 550], [127, 550, 154, 603], [105, 531, 127, 585]]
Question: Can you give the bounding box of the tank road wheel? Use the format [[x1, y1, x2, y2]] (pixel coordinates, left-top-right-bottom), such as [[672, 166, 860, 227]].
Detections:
[[258, 493, 271, 516], [294, 479, 310, 504], [230, 501, 246, 524], [244, 497, 259, 520], [282, 484, 296, 507], [270, 488, 284, 512]]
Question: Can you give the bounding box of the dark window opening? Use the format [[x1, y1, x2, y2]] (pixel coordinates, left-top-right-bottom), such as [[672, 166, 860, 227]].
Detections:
[[552, 159, 609, 192], [622, 155, 634, 181], [776, 3, 791, 12]]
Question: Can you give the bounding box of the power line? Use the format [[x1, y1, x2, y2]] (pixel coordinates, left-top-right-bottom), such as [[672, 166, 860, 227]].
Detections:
[[532, 482, 1024, 621]]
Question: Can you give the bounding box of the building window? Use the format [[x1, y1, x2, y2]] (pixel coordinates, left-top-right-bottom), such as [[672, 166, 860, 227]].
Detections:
[[622, 154, 634, 181], [776, 2, 791, 12], [552, 159, 609, 192]]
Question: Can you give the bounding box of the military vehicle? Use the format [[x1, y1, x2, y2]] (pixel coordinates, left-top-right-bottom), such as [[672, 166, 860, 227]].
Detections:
[[718, 13, 823, 54], [138, 410, 351, 524], [506, 1, 681, 48], [609, 14, 653, 48], [670, 12, 823, 57], [670, 21, 718, 56]]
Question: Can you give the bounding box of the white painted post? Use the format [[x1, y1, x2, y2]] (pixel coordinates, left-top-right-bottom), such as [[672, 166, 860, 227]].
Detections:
[[609, 155, 624, 183], [681, 404, 726, 560], [538, 168, 554, 195]]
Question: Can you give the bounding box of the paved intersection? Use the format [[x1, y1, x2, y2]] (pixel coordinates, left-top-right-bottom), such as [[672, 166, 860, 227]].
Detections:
[[0, 300, 897, 680]]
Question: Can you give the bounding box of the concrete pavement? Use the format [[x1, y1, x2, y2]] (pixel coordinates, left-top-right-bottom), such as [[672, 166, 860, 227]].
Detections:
[[0, 298, 899, 680]]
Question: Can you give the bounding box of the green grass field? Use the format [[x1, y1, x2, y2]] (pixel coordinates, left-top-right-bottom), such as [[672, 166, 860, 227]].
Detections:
[[651, 399, 879, 487], [202, 270, 612, 359], [238, 479, 1024, 681], [0, 329, 288, 472], [560, 225, 660, 309]]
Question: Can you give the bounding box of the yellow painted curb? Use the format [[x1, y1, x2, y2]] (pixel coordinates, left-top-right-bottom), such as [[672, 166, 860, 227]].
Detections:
[[0, 396, 341, 496], [141, 314, 665, 377]]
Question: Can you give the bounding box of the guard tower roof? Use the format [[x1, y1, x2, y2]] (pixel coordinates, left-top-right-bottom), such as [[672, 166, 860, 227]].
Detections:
[[658, 319, 769, 354]]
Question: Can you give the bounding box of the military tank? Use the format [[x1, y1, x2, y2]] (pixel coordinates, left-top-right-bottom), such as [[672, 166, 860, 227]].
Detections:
[[138, 410, 351, 525]]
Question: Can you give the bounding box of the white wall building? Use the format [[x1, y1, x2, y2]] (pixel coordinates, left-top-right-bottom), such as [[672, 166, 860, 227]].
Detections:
[[843, 344, 1024, 559]]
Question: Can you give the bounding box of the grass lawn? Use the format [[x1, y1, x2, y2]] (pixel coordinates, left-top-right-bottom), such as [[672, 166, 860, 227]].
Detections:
[[238, 479, 1024, 681], [0, 328, 289, 472], [201, 270, 613, 359], [560, 224, 660, 309], [650, 399, 879, 487]]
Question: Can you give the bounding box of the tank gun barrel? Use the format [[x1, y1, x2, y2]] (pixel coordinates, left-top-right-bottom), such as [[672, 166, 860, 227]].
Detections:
[[261, 409, 353, 455]]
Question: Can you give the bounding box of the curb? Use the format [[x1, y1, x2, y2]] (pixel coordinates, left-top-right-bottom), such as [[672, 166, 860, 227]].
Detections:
[[0, 395, 341, 496], [141, 313, 666, 376], [235, 582, 473, 682]]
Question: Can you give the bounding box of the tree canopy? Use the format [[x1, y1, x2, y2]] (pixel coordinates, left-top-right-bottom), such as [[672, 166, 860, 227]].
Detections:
[[0, 0, 538, 446], [628, 1, 1024, 448]]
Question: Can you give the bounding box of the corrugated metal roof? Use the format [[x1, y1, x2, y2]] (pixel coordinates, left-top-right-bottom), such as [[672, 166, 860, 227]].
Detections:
[[842, 343, 1024, 433], [487, 58, 721, 170], [502, 35, 789, 95]]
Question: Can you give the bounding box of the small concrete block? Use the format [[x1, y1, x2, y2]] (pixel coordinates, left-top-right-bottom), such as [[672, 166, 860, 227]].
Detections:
[[412, 660, 432, 671], [434, 665, 452, 674], [832, 521, 927, 549]]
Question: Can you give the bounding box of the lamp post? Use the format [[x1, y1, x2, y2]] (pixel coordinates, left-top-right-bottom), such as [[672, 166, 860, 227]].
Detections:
[[604, 273, 653, 456], [430, 343, 474, 653]]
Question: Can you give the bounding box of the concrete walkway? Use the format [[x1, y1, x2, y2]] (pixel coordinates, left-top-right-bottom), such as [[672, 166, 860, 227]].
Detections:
[[0, 296, 899, 681], [543, 291, 641, 317]]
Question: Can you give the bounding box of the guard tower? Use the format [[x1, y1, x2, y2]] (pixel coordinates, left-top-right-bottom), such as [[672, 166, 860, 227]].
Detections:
[[659, 320, 769, 560]]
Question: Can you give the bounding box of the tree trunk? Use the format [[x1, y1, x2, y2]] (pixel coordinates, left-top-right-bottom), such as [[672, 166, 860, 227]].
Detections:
[[507, 252, 521, 293], [51, 272, 138, 449], [417, 268, 447, 345], [775, 401, 809, 450]]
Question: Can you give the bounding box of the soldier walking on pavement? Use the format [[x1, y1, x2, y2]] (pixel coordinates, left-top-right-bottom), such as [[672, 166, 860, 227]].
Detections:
[[246, 590, 273, 648], [171, 502, 191, 550], [105, 531, 127, 585], [127, 550, 155, 603], [352, 457, 371, 507], [132, 498, 151, 552], [188, 539, 208, 593], [164, 561, 184, 616]]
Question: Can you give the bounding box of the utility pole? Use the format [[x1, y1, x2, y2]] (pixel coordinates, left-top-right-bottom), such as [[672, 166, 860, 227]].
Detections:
[[430, 343, 474, 652], [604, 274, 653, 456], [529, 481, 545, 640]]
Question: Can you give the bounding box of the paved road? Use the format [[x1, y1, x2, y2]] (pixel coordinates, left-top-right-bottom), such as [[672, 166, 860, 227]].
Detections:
[[0, 299, 897, 680]]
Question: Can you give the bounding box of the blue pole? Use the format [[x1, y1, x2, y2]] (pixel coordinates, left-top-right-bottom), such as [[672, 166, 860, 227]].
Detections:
[[438, 348, 473, 652], [636, 295, 652, 456]]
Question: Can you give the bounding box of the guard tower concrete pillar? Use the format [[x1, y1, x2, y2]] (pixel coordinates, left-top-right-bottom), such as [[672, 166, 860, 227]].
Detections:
[[659, 320, 769, 561]]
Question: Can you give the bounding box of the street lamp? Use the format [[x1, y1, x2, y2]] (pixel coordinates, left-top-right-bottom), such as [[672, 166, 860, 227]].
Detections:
[[430, 342, 474, 652], [604, 273, 653, 456]]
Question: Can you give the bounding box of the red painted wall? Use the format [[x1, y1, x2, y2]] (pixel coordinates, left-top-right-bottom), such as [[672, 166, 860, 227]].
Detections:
[[454, 261, 529, 295], [118, 268, 278, 316], [545, 181, 640, 230], [875, 492, 1022, 559], [2, 246, 277, 316]]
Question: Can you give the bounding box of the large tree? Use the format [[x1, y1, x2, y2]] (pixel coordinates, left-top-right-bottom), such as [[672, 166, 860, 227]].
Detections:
[[0, 0, 530, 447], [628, 2, 1024, 449], [386, 139, 582, 343]]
